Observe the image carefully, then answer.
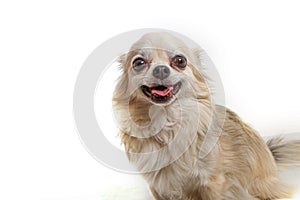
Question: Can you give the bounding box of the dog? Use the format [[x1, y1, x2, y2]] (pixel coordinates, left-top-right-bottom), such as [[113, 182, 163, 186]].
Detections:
[[112, 32, 300, 199]]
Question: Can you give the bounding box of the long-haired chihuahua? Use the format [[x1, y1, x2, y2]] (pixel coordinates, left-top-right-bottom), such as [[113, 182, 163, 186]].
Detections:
[[113, 32, 300, 200]]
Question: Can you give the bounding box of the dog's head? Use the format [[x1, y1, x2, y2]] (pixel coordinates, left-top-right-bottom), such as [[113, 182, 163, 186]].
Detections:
[[114, 32, 211, 107], [112, 32, 220, 172]]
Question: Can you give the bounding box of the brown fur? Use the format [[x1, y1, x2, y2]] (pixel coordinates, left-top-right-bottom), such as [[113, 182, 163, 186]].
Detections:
[[113, 32, 300, 199]]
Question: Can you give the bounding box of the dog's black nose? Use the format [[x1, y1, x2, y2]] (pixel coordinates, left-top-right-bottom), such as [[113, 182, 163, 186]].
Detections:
[[152, 65, 170, 80]]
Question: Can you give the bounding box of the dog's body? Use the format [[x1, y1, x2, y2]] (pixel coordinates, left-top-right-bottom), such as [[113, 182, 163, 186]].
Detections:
[[113, 32, 300, 199]]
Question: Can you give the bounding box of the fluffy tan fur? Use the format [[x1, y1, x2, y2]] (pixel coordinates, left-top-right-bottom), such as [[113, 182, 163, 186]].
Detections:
[[113, 32, 300, 199]]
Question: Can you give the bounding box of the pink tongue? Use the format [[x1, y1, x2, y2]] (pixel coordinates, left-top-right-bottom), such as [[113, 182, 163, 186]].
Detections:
[[151, 87, 173, 97]]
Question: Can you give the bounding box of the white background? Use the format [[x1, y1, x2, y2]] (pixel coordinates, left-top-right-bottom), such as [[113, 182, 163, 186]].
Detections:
[[1, 0, 300, 199]]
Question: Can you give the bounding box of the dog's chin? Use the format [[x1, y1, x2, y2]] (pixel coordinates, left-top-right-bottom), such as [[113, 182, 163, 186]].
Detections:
[[140, 81, 182, 105]]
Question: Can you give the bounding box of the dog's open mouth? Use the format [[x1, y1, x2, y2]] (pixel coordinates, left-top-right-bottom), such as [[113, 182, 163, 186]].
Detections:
[[141, 82, 182, 103]]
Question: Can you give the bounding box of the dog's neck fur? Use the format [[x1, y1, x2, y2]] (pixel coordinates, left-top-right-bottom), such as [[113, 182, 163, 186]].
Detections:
[[117, 95, 217, 198], [116, 91, 214, 173]]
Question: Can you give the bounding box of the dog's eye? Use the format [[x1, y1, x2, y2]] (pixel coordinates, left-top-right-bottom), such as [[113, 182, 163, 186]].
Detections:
[[171, 55, 187, 69], [132, 58, 147, 72]]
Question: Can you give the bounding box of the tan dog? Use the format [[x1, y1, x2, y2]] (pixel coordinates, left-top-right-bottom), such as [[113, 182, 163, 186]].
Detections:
[[113, 32, 300, 199]]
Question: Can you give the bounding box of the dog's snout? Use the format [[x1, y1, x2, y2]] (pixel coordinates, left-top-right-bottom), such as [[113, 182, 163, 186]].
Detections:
[[152, 65, 170, 80]]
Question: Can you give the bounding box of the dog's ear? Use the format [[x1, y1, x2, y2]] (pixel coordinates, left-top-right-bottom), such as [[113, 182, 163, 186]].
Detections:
[[113, 53, 130, 102], [191, 47, 215, 84], [118, 54, 126, 65], [191, 48, 204, 69], [117, 53, 128, 72], [188, 48, 207, 83]]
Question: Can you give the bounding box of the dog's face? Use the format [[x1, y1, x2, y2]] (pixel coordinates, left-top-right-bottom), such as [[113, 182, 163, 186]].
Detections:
[[129, 48, 184, 105], [113, 32, 214, 171], [116, 32, 209, 106]]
